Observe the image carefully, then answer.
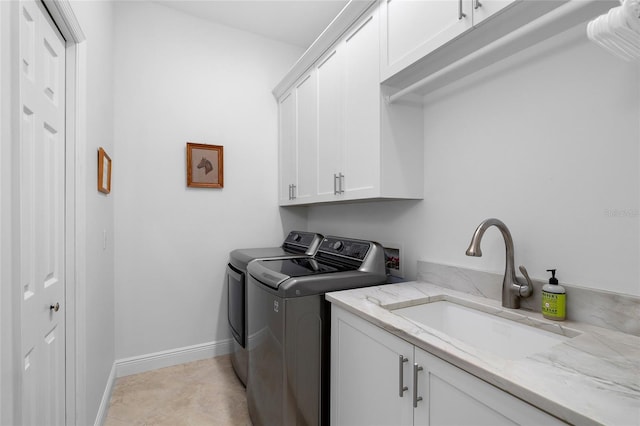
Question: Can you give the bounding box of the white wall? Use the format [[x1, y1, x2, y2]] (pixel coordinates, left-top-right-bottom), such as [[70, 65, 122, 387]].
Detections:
[[0, 3, 16, 424], [113, 2, 304, 359], [69, 1, 116, 423], [308, 23, 640, 297]]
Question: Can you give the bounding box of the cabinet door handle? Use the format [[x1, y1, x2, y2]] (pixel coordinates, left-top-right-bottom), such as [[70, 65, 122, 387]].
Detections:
[[399, 355, 409, 397], [458, 0, 467, 20], [413, 363, 424, 408], [288, 184, 292, 200], [474, 0, 482, 10], [292, 184, 296, 200], [333, 174, 339, 195], [339, 173, 345, 194]]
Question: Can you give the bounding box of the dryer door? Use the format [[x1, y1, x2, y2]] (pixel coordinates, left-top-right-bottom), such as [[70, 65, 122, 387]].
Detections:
[[227, 263, 245, 347]]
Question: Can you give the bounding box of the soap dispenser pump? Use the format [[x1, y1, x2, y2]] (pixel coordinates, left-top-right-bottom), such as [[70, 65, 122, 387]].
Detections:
[[541, 269, 566, 321]]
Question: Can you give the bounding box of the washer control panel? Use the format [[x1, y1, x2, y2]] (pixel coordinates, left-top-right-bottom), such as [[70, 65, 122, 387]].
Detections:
[[318, 237, 371, 261]]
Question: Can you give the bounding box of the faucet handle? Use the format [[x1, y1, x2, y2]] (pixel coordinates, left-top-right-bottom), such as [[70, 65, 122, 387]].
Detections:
[[518, 265, 534, 297]]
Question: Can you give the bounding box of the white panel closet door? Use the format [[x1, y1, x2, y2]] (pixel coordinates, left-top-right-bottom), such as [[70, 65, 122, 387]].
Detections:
[[19, 1, 66, 424]]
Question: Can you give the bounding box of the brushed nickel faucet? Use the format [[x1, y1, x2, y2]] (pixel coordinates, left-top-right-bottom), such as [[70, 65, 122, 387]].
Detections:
[[465, 218, 533, 309]]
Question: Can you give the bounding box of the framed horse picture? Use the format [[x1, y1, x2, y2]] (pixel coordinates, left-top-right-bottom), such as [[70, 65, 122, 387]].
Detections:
[[186, 142, 224, 188], [98, 147, 112, 194]]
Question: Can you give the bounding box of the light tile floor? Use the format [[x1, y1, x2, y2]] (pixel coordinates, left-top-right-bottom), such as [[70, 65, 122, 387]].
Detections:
[[104, 355, 252, 426]]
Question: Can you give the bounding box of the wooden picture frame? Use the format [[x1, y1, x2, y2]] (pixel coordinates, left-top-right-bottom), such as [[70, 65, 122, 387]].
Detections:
[[98, 147, 112, 194], [186, 142, 224, 188]]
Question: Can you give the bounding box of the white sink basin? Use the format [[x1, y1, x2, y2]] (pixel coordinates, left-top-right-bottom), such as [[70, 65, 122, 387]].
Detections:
[[392, 300, 576, 360]]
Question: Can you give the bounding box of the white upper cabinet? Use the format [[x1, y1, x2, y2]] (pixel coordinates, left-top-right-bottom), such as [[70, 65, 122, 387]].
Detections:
[[276, 0, 600, 204], [317, 10, 383, 202], [317, 48, 344, 199], [342, 13, 381, 199], [278, 91, 296, 204], [472, 0, 519, 25], [294, 73, 318, 202], [279, 5, 424, 206], [380, 0, 518, 82], [379, 0, 585, 96], [316, 12, 384, 203], [279, 71, 318, 204], [380, 0, 473, 81]]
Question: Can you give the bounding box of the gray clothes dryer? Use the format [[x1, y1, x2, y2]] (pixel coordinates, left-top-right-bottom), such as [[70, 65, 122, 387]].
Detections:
[[226, 231, 323, 386]]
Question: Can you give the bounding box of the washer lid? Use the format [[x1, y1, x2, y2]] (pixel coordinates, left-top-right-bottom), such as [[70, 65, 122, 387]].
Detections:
[[248, 257, 349, 289], [248, 237, 388, 295]]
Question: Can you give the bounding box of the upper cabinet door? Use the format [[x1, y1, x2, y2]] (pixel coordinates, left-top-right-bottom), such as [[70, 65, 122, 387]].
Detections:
[[471, 0, 517, 26], [317, 48, 344, 199], [278, 91, 296, 204], [380, 0, 473, 82], [343, 10, 380, 197], [294, 72, 318, 202]]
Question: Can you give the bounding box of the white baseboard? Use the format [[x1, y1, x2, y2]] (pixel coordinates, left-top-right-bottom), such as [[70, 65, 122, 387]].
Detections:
[[94, 362, 116, 426], [114, 339, 233, 378]]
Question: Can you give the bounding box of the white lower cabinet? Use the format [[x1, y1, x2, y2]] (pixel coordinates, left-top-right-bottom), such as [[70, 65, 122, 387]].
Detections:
[[331, 306, 566, 426], [331, 306, 414, 426]]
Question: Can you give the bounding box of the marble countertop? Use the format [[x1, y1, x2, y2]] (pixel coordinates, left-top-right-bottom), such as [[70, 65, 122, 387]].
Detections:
[[326, 281, 640, 426]]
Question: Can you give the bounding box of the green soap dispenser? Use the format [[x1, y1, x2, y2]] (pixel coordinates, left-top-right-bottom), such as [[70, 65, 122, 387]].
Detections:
[[541, 269, 566, 321]]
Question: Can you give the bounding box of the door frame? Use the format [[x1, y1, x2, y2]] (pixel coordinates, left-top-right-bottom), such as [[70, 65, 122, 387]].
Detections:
[[0, 1, 87, 424]]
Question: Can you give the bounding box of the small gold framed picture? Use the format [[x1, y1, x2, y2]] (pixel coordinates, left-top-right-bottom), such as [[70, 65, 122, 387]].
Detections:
[[98, 147, 112, 194], [186, 142, 224, 188]]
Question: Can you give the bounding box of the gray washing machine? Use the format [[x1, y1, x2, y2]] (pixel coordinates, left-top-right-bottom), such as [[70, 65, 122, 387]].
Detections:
[[246, 236, 388, 426], [226, 231, 323, 386]]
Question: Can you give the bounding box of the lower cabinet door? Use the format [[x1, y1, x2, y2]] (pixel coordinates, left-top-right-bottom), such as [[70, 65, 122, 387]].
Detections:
[[413, 347, 565, 426], [331, 307, 414, 426]]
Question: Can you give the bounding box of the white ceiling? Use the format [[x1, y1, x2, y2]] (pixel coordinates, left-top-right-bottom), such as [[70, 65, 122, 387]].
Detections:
[[158, 0, 350, 49]]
